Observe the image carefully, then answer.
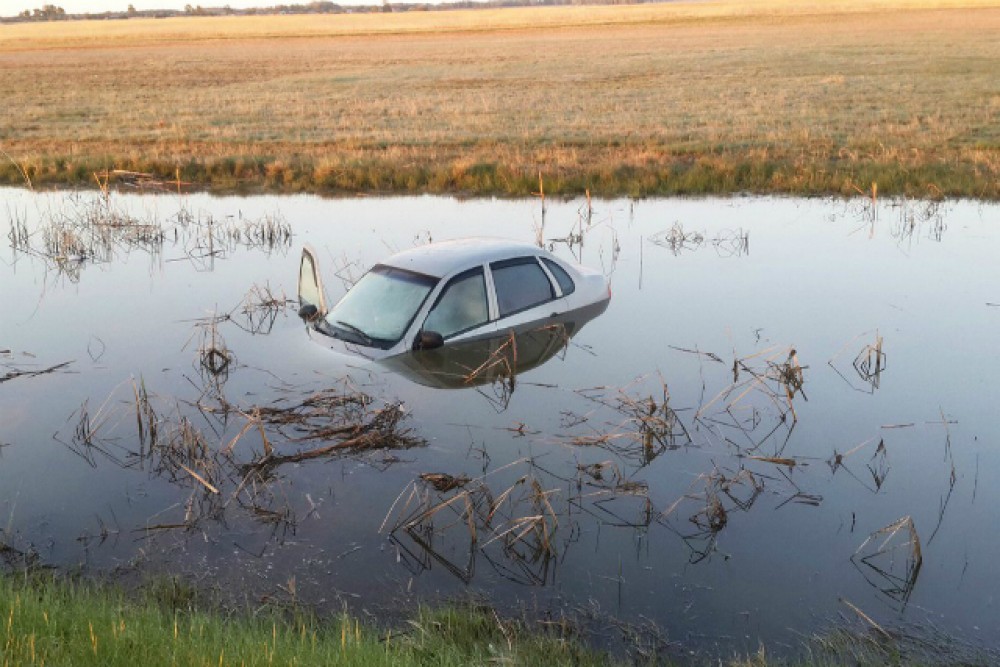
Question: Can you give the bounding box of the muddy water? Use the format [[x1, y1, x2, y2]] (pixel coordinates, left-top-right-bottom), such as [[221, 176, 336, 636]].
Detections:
[[1, 188, 998, 659]]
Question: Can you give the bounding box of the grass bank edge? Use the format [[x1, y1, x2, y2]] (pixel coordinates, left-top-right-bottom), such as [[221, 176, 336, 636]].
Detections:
[[0, 572, 974, 667], [0, 572, 618, 667], [2, 154, 995, 200]]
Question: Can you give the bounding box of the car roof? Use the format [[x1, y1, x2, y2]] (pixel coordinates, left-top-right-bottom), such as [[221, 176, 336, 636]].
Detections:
[[379, 238, 547, 279]]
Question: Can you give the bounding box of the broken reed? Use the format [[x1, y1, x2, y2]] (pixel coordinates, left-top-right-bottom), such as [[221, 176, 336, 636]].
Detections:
[[566, 378, 691, 465], [55, 376, 422, 535]]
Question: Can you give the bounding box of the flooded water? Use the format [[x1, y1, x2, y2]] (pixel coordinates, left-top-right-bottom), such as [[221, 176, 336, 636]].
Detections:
[[1, 187, 998, 660]]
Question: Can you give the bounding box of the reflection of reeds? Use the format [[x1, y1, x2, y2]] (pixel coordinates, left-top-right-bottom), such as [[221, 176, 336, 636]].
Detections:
[[64, 393, 125, 468], [0, 360, 72, 385], [828, 437, 891, 494], [238, 212, 292, 249], [853, 331, 886, 389], [463, 331, 519, 410], [891, 198, 945, 245], [648, 223, 748, 258], [572, 460, 653, 529], [658, 466, 763, 563], [565, 377, 692, 464], [533, 172, 546, 226], [852, 516, 922, 611], [155, 416, 221, 495], [132, 376, 158, 458], [693, 344, 806, 429], [231, 282, 292, 335], [7, 189, 291, 283], [58, 377, 420, 540], [829, 330, 887, 394], [383, 461, 561, 585], [711, 227, 749, 257], [649, 221, 704, 255], [6, 205, 29, 252], [9, 190, 163, 282], [189, 315, 234, 380]]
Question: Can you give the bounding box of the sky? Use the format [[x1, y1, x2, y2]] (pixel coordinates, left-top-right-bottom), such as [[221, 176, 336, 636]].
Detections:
[[1, 0, 366, 14]]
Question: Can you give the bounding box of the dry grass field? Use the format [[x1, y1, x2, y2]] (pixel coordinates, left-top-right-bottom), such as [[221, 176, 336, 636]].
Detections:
[[1, 0, 998, 197]]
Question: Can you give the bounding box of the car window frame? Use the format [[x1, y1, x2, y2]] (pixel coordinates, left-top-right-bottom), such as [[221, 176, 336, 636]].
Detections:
[[539, 257, 576, 298], [421, 265, 492, 341], [487, 256, 559, 320], [321, 263, 438, 350]]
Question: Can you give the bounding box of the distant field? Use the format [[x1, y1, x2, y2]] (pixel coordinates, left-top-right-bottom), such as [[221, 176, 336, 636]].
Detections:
[[1, 0, 998, 197]]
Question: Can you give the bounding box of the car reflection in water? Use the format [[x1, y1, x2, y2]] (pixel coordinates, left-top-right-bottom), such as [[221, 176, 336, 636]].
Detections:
[[381, 321, 579, 390], [298, 238, 610, 389]]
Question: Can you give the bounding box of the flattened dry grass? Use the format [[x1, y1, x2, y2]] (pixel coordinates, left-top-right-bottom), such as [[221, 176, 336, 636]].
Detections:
[[0, 0, 998, 197]]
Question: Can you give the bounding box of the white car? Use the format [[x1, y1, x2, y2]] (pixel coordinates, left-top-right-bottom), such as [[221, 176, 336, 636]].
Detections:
[[298, 238, 610, 362]]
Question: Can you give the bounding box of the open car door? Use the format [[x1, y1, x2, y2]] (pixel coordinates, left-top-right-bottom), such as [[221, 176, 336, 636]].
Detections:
[[297, 245, 328, 321]]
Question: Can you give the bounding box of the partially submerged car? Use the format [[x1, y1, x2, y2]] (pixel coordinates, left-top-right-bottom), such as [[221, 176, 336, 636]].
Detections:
[[298, 238, 610, 380]]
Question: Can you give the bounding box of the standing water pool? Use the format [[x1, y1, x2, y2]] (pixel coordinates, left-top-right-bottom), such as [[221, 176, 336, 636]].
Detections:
[[1, 188, 998, 660]]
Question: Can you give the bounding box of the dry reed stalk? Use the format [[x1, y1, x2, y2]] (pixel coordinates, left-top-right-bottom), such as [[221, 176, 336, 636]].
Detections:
[[463, 331, 517, 386], [840, 598, 892, 640], [0, 146, 33, 190], [419, 473, 470, 493], [131, 375, 159, 456], [534, 171, 546, 221], [177, 461, 220, 495], [828, 436, 877, 471], [0, 360, 72, 384], [747, 455, 797, 468], [222, 407, 273, 458]]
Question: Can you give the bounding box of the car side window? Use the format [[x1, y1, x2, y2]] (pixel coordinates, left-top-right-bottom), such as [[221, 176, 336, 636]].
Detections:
[[541, 257, 575, 297], [423, 268, 489, 338], [491, 257, 555, 318]]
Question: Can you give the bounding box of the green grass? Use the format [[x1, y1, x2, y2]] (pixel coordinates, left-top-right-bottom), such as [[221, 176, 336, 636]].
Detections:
[[1, 0, 998, 199], [0, 573, 614, 667], [1, 572, 994, 666]]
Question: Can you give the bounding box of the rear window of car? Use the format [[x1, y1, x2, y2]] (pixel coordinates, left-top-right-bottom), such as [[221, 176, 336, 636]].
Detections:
[[541, 257, 575, 296], [491, 257, 555, 318]]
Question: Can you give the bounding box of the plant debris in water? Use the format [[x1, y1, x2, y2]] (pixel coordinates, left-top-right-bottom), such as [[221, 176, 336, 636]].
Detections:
[[6, 186, 292, 283]]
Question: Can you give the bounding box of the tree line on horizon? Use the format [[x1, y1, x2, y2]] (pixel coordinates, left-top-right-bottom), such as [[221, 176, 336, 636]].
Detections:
[[5, 0, 641, 21]]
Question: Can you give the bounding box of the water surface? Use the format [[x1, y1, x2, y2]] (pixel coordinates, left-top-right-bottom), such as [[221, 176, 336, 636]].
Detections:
[[1, 188, 997, 659]]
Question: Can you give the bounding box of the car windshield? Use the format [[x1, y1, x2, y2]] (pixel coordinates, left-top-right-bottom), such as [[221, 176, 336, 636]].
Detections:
[[324, 265, 437, 347]]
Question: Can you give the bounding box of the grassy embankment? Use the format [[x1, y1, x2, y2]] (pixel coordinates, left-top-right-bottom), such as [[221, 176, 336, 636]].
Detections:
[[0, 0, 998, 198], [0, 573, 616, 667], [0, 572, 928, 667]]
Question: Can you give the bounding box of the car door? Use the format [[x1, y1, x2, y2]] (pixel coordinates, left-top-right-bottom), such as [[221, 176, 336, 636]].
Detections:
[[297, 245, 328, 320], [488, 256, 565, 333], [419, 266, 497, 344]]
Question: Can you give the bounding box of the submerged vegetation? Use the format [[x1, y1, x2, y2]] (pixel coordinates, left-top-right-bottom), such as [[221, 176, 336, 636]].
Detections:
[[0, 0, 998, 198]]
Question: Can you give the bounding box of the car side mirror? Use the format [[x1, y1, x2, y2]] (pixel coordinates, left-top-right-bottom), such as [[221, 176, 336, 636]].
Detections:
[[413, 330, 444, 351], [298, 304, 319, 322]]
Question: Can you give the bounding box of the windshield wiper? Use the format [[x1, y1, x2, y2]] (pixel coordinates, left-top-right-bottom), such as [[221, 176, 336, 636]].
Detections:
[[334, 320, 373, 345]]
